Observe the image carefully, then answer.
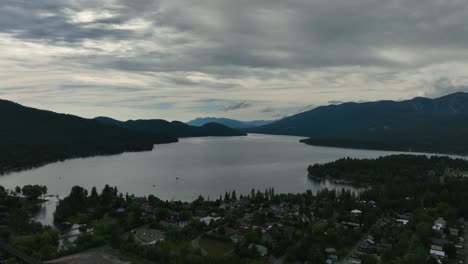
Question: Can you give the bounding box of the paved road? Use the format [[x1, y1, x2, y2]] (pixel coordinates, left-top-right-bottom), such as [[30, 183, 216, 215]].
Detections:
[[337, 219, 381, 264], [465, 221, 467, 264], [191, 234, 208, 256]]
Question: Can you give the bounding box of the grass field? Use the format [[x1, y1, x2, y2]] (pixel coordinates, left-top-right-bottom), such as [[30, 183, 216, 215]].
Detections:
[[199, 237, 235, 257]]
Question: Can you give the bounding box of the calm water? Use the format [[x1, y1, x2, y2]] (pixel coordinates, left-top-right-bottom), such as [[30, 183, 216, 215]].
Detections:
[[1, 134, 417, 204]]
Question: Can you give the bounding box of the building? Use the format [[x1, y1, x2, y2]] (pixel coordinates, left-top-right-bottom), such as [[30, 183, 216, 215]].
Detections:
[[199, 216, 221, 225], [432, 217, 447, 231], [230, 233, 244, 244], [345, 257, 362, 264], [396, 219, 409, 225], [249, 243, 268, 257], [449, 228, 459, 237], [429, 244, 445, 258]]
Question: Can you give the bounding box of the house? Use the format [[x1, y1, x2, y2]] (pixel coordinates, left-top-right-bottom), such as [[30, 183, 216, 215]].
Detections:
[[449, 228, 459, 237], [345, 257, 362, 264], [199, 216, 221, 225], [431, 238, 449, 247], [230, 233, 244, 244], [342, 221, 361, 228], [432, 218, 447, 231], [429, 244, 445, 258], [328, 255, 338, 262], [396, 219, 409, 225], [249, 243, 268, 256], [177, 220, 190, 228], [365, 236, 375, 245]]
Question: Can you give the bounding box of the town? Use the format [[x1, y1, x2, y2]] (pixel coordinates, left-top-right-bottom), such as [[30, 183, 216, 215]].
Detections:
[[0, 155, 467, 264]]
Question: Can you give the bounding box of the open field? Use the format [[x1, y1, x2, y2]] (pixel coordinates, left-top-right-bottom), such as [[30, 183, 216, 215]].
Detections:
[[198, 237, 235, 257]]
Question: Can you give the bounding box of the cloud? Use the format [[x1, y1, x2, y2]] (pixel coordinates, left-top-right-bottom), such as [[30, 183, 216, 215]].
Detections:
[[223, 101, 252, 111], [424, 77, 468, 98], [260, 107, 275, 113], [1, 0, 468, 121]]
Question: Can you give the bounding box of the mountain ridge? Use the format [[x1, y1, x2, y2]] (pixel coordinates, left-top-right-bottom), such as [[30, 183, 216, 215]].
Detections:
[[94, 117, 247, 138], [247, 92, 468, 155], [0, 99, 177, 174], [187, 117, 275, 128]]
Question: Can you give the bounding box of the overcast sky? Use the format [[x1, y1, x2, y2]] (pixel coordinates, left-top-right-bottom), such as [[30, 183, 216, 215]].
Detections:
[[1, 0, 468, 121]]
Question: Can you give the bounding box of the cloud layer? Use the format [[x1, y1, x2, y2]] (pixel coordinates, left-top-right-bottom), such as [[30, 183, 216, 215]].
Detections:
[[1, 0, 468, 121]]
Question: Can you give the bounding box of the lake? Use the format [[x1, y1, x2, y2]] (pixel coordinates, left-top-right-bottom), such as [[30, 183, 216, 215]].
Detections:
[[1, 134, 413, 203]]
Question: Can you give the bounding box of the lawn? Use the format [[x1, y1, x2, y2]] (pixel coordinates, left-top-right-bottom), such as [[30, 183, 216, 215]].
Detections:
[[199, 237, 235, 257]]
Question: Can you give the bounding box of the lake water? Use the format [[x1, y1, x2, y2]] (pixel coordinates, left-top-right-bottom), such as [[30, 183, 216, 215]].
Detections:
[[1, 134, 416, 204]]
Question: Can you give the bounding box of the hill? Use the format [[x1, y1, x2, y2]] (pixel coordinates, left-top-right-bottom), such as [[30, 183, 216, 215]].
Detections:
[[0, 100, 178, 174], [95, 117, 247, 137], [187, 117, 274, 128], [247, 92, 468, 155]]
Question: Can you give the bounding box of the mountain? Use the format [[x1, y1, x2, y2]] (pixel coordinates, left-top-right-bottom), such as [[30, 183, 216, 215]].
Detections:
[[187, 117, 274, 128], [0, 99, 177, 174], [94, 117, 247, 137], [247, 92, 468, 155]]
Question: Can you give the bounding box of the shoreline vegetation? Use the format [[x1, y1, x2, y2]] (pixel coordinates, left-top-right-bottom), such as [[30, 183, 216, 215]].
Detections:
[[299, 138, 468, 157], [0, 154, 467, 263]]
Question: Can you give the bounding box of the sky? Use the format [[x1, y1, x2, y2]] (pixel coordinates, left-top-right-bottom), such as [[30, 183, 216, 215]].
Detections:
[[1, 0, 468, 121]]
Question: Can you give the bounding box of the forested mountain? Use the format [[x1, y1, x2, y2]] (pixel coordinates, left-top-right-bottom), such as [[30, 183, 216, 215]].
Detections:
[[95, 117, 247, 137], [187, 117, 274, 128], [248, 92, 468, 154], [0, 99, 178, 174]]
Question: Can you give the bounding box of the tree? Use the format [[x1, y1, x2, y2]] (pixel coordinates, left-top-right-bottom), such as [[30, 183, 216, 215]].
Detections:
[[443, 243, 457, 259], [22, 185, 47, 200], [231, 190, 237, 201]]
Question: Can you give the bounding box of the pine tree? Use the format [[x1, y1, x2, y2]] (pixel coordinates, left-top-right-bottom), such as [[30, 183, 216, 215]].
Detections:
[[231, 190, 237, 201]]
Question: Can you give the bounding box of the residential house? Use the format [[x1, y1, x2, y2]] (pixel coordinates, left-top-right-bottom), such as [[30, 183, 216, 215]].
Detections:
[[432, 217, 447, 231], [249, 243, 268, 257]]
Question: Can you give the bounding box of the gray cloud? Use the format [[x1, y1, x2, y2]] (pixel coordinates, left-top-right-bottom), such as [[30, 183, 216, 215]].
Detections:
[[260, 107, 275, 113], [223, 102, 252, 111], [424, 77, 468, 98], [1, 0, 468, 121]]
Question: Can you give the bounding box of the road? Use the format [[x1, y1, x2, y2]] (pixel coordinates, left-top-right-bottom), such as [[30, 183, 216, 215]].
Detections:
[[465, 221, 467, 264], [191, 234, 208, 256], [0, 240, 41, 264], [337, 219, 381, 264]]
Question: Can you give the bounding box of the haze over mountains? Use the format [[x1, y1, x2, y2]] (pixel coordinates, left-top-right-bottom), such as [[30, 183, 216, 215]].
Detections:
[[187, 117, 275, 128], [248, 92, 468, 154], [95, 117, 246, 138]]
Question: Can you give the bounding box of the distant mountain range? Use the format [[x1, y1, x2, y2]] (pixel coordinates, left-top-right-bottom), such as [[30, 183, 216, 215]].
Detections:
[[187, 117, 275, 128], [95, 117, 246, 138], [247, 92, 468, 155]]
